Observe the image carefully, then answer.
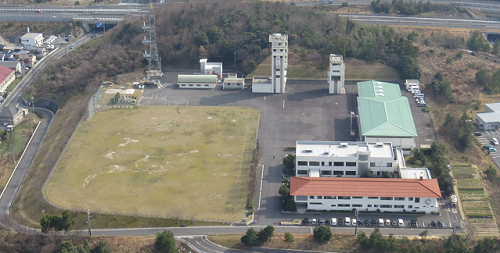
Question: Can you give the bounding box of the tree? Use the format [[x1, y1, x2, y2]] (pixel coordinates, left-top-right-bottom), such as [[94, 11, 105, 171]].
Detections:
[[485, 166, 497, 182], [258, 225, 275, 242], [475, 237, 499, 253], [399, 56, 421, 79], [360, 169, 373, 178], [357, 231, 371, 249], [282, 154, 295, 176], [241, 228, 258, 245], [155, 231, 177, 253], [90, 241, 111, 253], [313, 225, 332, 242], [74, 0, 79, 5], [279, 179, 297, 211], [468, 31, 490, 52], [40, 210, 74, 233], [284, 232, 295, 243], [58, 241, 78, 253]]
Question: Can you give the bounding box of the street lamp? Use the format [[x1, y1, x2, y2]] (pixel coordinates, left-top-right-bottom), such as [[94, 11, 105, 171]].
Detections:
[[354, 208, 359, 235]]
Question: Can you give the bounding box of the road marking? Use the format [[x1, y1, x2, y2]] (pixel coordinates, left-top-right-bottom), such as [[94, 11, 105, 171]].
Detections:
[[258, 164, 264, 210], [283, 100, 285, 108]]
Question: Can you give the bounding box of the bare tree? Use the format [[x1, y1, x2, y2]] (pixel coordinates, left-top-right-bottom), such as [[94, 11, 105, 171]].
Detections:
[[171, 209, 183, 224]]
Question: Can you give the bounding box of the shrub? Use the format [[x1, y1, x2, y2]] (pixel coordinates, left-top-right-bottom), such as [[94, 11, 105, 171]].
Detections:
[[313, 225, 332, 242]]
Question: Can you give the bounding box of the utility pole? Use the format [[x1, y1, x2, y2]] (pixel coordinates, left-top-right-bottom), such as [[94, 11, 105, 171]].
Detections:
[[86, 209, 92, 236], [354, 208, 359, 235], [233, 51, 236, 70]]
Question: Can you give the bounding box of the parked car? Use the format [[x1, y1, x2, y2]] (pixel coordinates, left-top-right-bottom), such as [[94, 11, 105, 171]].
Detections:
[[378, 218, 385, 227], [35, 10, 42, 13], [344, 217, 351, 226], [392, 220, 398, 226], [398, 219, 404, 227], [364, 219, 370, 226], [311, 218, 317, 225], [303, 218, 309, 225], [318, 218, 324, 225], [493, 137, 499, 145], [410, 219, 418, 227], [430, 221, 437, 227], [338, 220, 344, 226], [474, 132, 482, 136], [489, 146, 497, 152], [437, 220, 444, 227], [352, 219, 357, 226], [330, 218, 337, 226], [370, 219, 377, 227], [385, 219, 391, 226]]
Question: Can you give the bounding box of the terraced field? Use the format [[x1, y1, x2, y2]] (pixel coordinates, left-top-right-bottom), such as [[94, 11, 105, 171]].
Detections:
[[451, 164, 498, 237]]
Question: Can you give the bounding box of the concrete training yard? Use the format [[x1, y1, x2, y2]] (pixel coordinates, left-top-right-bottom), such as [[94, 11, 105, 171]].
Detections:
[[44, 106, 259, 221]]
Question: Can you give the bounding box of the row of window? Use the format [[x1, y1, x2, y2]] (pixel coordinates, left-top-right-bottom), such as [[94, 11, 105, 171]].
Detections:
[[310, 203, 416, 209], [298, 170, 358, 176], [180, 84, 212, 87], [297, 161, 393, 167], [308, 196, 418, 201]]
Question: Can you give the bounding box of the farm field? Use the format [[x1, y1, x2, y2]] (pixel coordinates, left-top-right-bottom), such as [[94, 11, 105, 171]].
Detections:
[[44, 106, 260, 221]]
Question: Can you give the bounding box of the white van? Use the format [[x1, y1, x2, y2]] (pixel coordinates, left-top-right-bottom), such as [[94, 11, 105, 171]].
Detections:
[[311, 218, 317, 225], [344, 217, 351, 226], [330, 218, 337, 226], [398, 219, 404, 227], [378, 218, 385, 227], [352, 219, 357, 226]]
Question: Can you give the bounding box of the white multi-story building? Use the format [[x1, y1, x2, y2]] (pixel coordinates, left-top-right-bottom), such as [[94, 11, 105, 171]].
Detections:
[[270, 33, 287, 93], [20, 33, 44, 50], [200, 59, 222, 81], [290, 177, 441, 214], [476, 103, 500, 130], [328, 54, 345, 94], [295, 141, 405, 177]]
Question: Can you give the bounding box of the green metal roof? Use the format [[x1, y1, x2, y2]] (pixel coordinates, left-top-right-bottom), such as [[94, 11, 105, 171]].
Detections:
[[177, 75, 217, 83], [357, 81, 417, 138], [357, 80, 402, 98]]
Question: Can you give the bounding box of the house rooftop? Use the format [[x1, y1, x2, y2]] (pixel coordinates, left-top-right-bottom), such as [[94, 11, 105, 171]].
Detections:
[[177, 74, 217, 83], [21, 33, 43, 39], [0, 65, 14, 84], [295, 141, 393, 158], [290, 177, 441, 198]]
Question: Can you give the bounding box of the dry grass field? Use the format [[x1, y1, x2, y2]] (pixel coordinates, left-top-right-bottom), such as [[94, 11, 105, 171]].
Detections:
[[44, 106, 259, 221]]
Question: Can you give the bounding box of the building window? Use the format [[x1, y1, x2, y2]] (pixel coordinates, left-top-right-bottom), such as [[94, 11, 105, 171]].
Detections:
[[310, 202, 322, 205], [338, 204, 350, 207], [394, 205, 404, 208], [395, 197, 405, 201], [321, 162, 325, 166], [408, 205, 413, 208], [380, 197, 393, 200], [386, 163, 393, 167], [324, 196, 336, 199], [297, 170, 307, 175], [415, 207, 419, 209], [321, 170, 332, 176], [346, 162, 356, 167], [415, 198, 420, 203], [333, 170, 344, 175], [296, 196, 308, 201], [345, 171, 356, 175], [181, 84, 186, 86], [358, 154, 368, 161], [338, 196, 350, 199], [276, 75, 280, 78], [380, 205, 392, 208], [331, 204, 336, 207], [334, 162, 344, 166], [189, 84, 193, 86], [197, 84, 201, 86], [298, 161, 308, 166], [367, 204, 372, 207], [352, 204, 362, 207], [409, 197, 414, 201], [309, 161, 320, 166], [374, 205, 378, 207], [368, 197, 378, 199], [205, 84, 209, 87], [329, 162, 332, 166], [352, 196, 363, 199], [310, 196, 315, 199], [370, 162, 376, 167], [317, 196, 323, 199]]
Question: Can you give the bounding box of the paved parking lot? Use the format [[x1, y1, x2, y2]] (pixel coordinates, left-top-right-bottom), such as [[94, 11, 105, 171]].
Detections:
[[476, 129, 500, 162], [138, 72, 455, 231]]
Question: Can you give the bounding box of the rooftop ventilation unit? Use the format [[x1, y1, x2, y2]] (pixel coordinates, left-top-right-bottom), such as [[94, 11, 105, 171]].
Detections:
[[376, 142, 384, 146], [340, 143, 348, 147], [323, 151, 329, 155], [304, 150, 313, 153], [377, 82, 382, 84]]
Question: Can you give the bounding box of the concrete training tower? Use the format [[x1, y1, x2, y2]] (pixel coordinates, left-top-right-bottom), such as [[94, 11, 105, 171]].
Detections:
[[269, 33, 288, 93], [328, 54, 345, 94]]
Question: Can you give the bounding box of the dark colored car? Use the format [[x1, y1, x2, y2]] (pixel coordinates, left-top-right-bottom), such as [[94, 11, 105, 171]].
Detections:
[[437, 220, 444, 227], [371, 219, 378, 226], [430, 221, 437, 227], [35, 10, 42, 13], [318, 218, 324, 225], [338, 220, 344, 226], [411, 220, 418, 227], [364, 219, 370, 226], [303, 218, 309, 225], [474, 132, 482, 136]]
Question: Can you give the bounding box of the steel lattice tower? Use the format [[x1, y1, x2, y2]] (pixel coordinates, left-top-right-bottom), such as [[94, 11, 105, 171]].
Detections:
[[142, 4, 162, 75]]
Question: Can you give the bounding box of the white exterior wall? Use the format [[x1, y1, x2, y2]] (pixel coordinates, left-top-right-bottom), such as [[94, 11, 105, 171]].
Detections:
[[223, 78, 245, 90], [0, 70, 15, 94], [295, 155, 396, 177], [364, 137, 415, 151], [199, 59, 223, 80], [270, 33, 288, 94], [405, 79, 420, 90], [476, 116, 499, 130], [252, 83, 274, 93], [328, 54, 345, 94], [294, 195, 438, 214], [178, 83, 216, 89], [20, 33, 43, 50]]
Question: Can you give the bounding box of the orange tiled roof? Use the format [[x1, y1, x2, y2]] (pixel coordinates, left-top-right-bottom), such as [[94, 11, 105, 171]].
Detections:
[[0, 65, 14, 84], [290, 177, 441, 198]]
